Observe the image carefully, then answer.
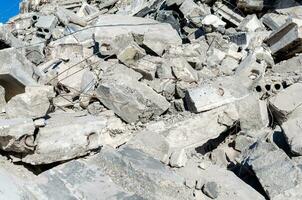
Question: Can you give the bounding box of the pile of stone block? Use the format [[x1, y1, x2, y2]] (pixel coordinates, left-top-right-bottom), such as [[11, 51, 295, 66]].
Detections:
[[0, 0, 301, 199]]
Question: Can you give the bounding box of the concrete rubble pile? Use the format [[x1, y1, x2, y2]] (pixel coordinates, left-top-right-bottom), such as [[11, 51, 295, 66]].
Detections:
[[0, 0, 302, 199]]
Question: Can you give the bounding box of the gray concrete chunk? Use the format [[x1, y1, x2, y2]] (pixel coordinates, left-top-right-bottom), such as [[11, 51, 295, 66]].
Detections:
[[94, 146, 193, 200], [0, 118, 35, 153], [0, 48, 37, 100], [244, 140, 302, 198], [96, 75, 170, 123]]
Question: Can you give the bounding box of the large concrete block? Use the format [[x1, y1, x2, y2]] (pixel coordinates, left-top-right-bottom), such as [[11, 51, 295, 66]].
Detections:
[[96, 75, 170, 123], [0, 48, 37, 100], [213, 2, 244, 26], [269, 83, 302, 119], [236, 94, 269, 131], [237, 0, 264, 12], [244, 140, 302, 198], [170, 57, 198, 82], [6, 86, 52, 119], [163, 104, 239, 151], [21, 113, 108, 165], [29, 158, 141, 200], [50, 15, 182, 55], [0, 118, 35, 153], [177, 160, 265, 200], [35, 15, 58, 39], [185, 84, 236, 113], [266, 18, 302, 59], [282, 107, 302, 156], [94, 146, 192, 200]]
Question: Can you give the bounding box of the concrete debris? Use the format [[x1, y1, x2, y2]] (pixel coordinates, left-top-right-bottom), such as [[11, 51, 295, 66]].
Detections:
[[5, 86, 52, 119], [202, 181, 219, 199], [266, 18, 302, 59], [281, 107, 302, 156], [0, 0, 300, 199], [236, 94, 269, 131], [237, 0, 264, 12], [185, 84, 237, 113], [96, 73, 170, 123], [269, 83, 302, 122], [243, 140, 302, 199], [238, 14, 265, 32], [0, 118, 35, 153], [261, 13, 288, 31], [170, 57, 198, 82], [0, 48, 37, 100], [169, 149, 187, 168]]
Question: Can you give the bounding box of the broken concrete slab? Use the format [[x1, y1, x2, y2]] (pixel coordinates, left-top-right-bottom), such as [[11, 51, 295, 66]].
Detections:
[[163, 104, 238, 151], [0, 118, 35, 153], [281, 107, 302, 156], [243, 140, 302, 199], [177, 159, 265, 200], [56, 7, 87, 27], [237, 0, 264, 12], [0, 48, 37, 100], [273, 183, 302, 200], [179, 0, 210, 27], [238, 14, 265, 32], [169, 149, 187, 168], [51, 15, 182, 55], [126, 130, 171, 162], [6, 86, 51, 119], [117, 42, 146, 66], [131, 55, 159, 80], [94, 146, 193, 200], [29, 157, 142, 200], [269, 83, 302, 121], [5, 0, 302, 198], [272, 53, 302, 73], [266, 18, 302, 59], [20, 113, 107, 164], [0, 26, 24, 49], [170, 57, 198, 82], [235, 133, 257, 152], [96, 74, 170, 123], [261, 13, 288, 31], [236, 94, 269, 131], [185, 84, 236, 113], [213, 1, 244, 26]]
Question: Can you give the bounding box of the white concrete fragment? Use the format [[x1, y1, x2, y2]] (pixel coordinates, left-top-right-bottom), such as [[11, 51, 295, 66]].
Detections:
[[170, 57, 198, 82], [0, 118, 35, 152], [185, 85, 236, 113], [6, 86, 51, 119], [21, 113, 108, 165], [270, 83, 302, 116], [202, 14, 226, 28], [170, 149, 187, 168]]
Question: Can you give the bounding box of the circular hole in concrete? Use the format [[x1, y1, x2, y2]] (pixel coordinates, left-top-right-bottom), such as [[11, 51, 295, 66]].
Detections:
[[32, 15, 38, 21], [274, 83, 281, 90], [265, 84, 271, 91], [282, 81, 288, 89], [44, 29, 50, 33], [37, 28, 43, 32], [255, 85, 262, 92]]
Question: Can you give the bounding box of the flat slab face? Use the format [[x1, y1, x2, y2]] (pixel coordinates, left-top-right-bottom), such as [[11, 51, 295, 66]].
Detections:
[[246, 141, 302, 198], [270, 83, 302, 113], [30, 159, 140, 200], [97, 75, 170, 123], [51, 15, 182, 47]]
